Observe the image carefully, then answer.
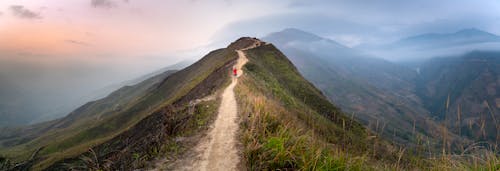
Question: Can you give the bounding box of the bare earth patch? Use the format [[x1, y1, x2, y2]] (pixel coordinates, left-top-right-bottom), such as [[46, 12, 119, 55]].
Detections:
[[156, 40, 260, 171]]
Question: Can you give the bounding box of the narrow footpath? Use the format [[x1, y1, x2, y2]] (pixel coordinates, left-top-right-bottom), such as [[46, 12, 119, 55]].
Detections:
[[164, 41, 259, 171]]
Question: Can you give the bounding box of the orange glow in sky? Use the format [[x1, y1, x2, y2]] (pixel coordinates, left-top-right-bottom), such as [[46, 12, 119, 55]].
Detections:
[[0, 0, 283, 65]]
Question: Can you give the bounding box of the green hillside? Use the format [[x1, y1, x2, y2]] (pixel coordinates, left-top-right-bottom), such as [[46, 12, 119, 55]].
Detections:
[[235, 43, 402, 170], [1, 38, 498, 171], [234, 42, 499, 170], [0, 38, 241, 170], [263, 29, 442, 146]]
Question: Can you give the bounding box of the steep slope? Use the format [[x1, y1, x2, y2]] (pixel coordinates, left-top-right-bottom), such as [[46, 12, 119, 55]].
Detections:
[[0, 38, 245, 170], [248, 34, 500, 170], [163, 41, 255, 171], [265, 28, 417, 97], [83, 59, 194, 102], [1, 37, 496, 170], [235, 42, 402, 170], [0, 69, 175, 149], [263, 28, 440, 145], [416, 51, 500, 144]]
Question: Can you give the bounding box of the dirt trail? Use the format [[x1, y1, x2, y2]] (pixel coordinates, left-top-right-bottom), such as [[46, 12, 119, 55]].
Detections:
[[160, 41, 259, 171]]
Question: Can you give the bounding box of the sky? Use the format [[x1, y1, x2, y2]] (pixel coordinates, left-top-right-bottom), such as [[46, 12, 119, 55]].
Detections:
[[0, 0, 282, 68], [0, 0, 499, 123], [1, 0, 499, 66]]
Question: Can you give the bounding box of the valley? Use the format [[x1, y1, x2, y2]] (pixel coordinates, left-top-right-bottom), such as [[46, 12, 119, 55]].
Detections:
[[1, 1, 499, 170], [0, 33, 498, 171], [263, 29, 500, 150]]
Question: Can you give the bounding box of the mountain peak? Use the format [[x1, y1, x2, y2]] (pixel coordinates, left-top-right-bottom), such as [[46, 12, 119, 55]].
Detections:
[[454, 28, 497, 37], [281, 28, 317, 36], [265, 28, 323, 43], [227, 37, 264, 50]]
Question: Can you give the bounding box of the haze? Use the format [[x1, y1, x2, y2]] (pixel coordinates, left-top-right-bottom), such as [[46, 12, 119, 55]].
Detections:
[[0, 0, 499, 125]]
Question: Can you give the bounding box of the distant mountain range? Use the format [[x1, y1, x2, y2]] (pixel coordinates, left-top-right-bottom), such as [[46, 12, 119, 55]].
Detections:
[[0, 39, 237, 169], [395, 28, 500, 49], [358, 28, 500, 61], [264, 28, 499, 146], [0, 33, 497, 170], [0, 38, 375, 170], [264, 28, 440, 144]]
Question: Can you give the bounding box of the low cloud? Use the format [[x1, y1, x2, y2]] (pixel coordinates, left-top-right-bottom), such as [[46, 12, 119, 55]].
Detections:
[[65, 39, 91, 46], [10, 5, 42, 19], [91, 0, 117, 9]]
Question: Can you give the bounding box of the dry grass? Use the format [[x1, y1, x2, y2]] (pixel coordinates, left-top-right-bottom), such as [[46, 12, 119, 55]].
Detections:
[[233, 44, 500, 171], [235, 76, 373, 170]]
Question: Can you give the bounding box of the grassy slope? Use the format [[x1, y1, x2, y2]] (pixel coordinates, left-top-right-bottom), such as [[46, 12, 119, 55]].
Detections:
[[280, 48, 437, 145], [235, 44, 500, 170], [0, 70, 176, 150], [264, 30, 441, 147], [0, 71, 173, 164], [48, 55, 234, 170], [235, 44, 404, 170], [0, 47, 237, 170]]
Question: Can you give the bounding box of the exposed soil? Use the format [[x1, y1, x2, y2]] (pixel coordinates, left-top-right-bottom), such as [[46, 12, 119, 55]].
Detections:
[[165, 39, 260, 171]]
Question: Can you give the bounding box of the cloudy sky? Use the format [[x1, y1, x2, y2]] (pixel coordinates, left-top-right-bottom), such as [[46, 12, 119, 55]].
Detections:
[[1, 0, 499, 65], [0, 0, 282, 66], [0, 0, 499, 122]]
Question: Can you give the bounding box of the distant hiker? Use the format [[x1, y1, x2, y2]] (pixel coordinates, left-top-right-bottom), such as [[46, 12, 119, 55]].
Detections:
[[233, 68, 237, 76]]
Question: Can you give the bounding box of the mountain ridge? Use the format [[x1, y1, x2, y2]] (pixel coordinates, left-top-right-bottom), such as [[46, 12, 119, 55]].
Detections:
[[263, 28, 442, 146], [355, 28, 500, 61], [394, 28, 500, 49], [1, 36, 497, 170], [264, 28, 500, 150], [234, 42, 401, 170], [0, 38, 240, 170]]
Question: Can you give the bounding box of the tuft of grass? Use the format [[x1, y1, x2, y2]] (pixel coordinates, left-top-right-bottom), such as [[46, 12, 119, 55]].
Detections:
[[236, 75, 374, 170], [0, 45, 237, 170], [235, 44, 500, 170], [235, 45, 383, 170]]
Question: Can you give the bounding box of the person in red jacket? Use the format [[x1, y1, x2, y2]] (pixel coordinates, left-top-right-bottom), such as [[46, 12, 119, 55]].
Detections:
[[233, 68, 237, 76]]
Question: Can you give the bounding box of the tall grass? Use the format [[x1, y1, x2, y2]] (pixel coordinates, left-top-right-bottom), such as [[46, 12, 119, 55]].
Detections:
[[408, 97, 500, 170], [235, 44, 500, 170], [236, 77, 372, 170], [424, 142, 500, 171]]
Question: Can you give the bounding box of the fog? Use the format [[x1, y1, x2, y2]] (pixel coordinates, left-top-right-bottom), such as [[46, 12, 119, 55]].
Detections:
[[1, 0, 499, 126], [360, 42, 500, 62], [0, 51, 193, 126]]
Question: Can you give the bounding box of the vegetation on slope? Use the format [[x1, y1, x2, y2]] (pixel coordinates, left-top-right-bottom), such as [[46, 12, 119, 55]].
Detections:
[[1, 37, 498, 170], [0, 39, 242, 170], [264, 29, 500, 166], [235, 44, 404, 170], [263, 28, 442, 147], [235, 43, 500, 170]]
